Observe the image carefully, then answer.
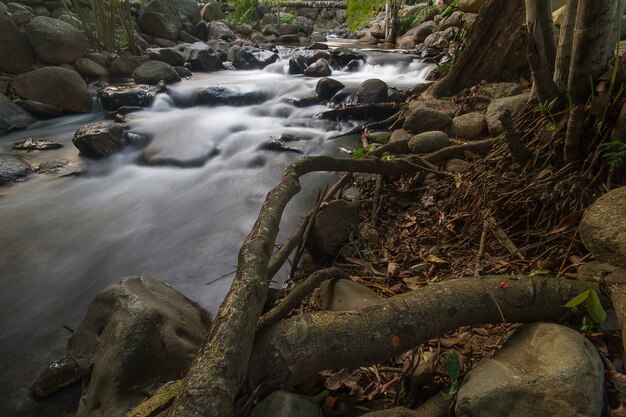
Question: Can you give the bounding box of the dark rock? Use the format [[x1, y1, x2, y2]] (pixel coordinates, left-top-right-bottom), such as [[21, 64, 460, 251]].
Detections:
[[306, 199, 358, 259], [281, 94, 320, 107], [12, 138, 63, 150], [389, 128, 411, 144], [456, 322, 603, 417], [196, 84, 267, 106], [11, 66, 89, 113], [207, 20, 234, 41], [288, 54, 308, 75], [579, 186, 626, 269], [99, 85, 157, 111], [72, 121, 128, 157], [138, 0, 182, 40], [11, 10, 35, 27], [175, 66, 192, 77], [402, 105, 452, 134], [0, 13, 34, 74], [315, 77, 345, 101], [25, 16, 86, 64], [34, 159, 71, 174], [109, 55, 149, 76], [262, 24, 280, 37], [449, 112, 487, 139], [250, 390, 320, 417], [178, 42, 224, 71], [0, 93, 36, 134], [32, 356, 80, 399], [75, 58, 108, 77], [132, 60, 181, 85], [278, 34, 300, 44], [355, 78, 388, 104], [259, 139, 302, 154], [232, 46, 279, 70], [440, 10, 464, 30], [388, 87, 408, 103], [444, 158, 471, 174], [14, 98, 62, 118], [0, 156, 31, 185], [408, 131, 450, 153], [180, 30, 200, 43], [68, 276, 210, 417], [319, 279, 382, 311], [153, 36, 177, 47], [303, 58, 331, 77], [206, 39, 230, 61], [200, 1, 223, 21], [308, 41, 328, 50], [330, 47, 366, 69], [146, 47, 186, 66], [485, 93, 531, 135]]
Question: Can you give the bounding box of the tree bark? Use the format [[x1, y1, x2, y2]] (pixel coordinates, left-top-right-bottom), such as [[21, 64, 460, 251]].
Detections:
[[429, 0, 525, 97], [554, 0, 579, 89], [247, 275, 595, 390], [525, 0, 560, 102]]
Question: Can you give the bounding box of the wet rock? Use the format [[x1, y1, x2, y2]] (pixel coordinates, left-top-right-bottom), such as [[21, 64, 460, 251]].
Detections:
[[15, 98, 63, 118], [132, 60, 181, 85], [303, 58, 331, 77], [232, 46, 279, 70], [402, 106, 452, 134], [282, 94, 320, 108], [197, 84, 267, 106], [278, 34, 300, 44], [138, 0, 182, 40], [319, 278, 382, 311], [408, 131, 450, 153], [75, 58, 108, 77], [34, 159, 71, 174], [201, 1, 223, 21], [579, 186, 626, 269], [12, 138, 62, 151], [11, 9, 33, 27], [306, 199, 358, 259], [259, 139, 302, 154], [315, 77, 345, 101], [68, 276, 210, 417], [329, 47, 366, 69], [485, 93, 531, 135], [262, 24, 280, 37], [355, 78, 388, 104], [11, 66, 89, 112], [207, 20, 234, 41], [0, 93, 36, 134], [32, 356, 80, 399], [0, 156, 32, 185], [477, 82, 523, 100], [72, 121, 128, 158], [142, 140, 218, 167], [178, 42, 224, 71], [109, 55, 149, 76], [358, 34, 379, 45], [99, 85, 157, 111], [0, 13, 34, 74], [25, 16, 86, 64], [250, 390, 320, 417], [449, 112, 486, 139], [456, 322, 603, 417], [444, 158, 470, 174], [288, 54, 308, 75], [146, 47, 186, 66]]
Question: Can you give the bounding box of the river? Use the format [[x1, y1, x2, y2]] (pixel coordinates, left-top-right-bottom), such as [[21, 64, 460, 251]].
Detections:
[[0, 44, 432, 416]]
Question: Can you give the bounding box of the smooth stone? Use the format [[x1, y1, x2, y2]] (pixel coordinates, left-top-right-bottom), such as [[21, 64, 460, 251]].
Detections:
[[303, 57, 331, 77], [408, 131, 450, 153], [449, 111, 487, 139], [72, 121, 128, 157], [485, 93, 531, 135], [15, 99, 63, 118], [0, 13, 34, 74], [34, 159, 71, 174], [0, 156, 32, 185], [389, 128, 411, 143], [476, 82, 523, 100], [402, 105, 452, 134], [200, 1, 223, 21], [138, 0, 182, 40], [231, 46, 279, 70], [355, 78, 388, 104], [25, 16, 86, 64], [444, 158, 471, 174], [319, 278, 382, 311], [0, 92, 36, 134], [75, 58, 108, 77], [132, 60, 181, 85], [315, 77, 345, 101]]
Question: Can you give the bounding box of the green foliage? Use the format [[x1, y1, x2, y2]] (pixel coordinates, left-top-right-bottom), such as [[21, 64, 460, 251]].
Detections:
[[598, 140, 626, 170], [346, 0, 386, 31], [533, 98, 558, 132], [352, 144, 373, 159], [564, 288, 607, 333], [227, 0, 258, 24], [529, 268, 552, 277], [280, 11, 298, 25], [440, 0, 458, 18], [442, 350, 461, 400]]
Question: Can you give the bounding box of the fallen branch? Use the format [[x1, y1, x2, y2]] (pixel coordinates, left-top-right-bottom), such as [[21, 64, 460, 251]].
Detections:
[[318, 103, 401, 122]]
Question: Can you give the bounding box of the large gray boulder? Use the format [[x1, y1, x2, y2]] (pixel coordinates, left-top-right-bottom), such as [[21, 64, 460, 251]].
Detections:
[[206, 20, 234, 40], [232, 46, 279, 70], [25, 16, 86, 64], [355, 78, 388, 104], [0, 13, 34, 74], [403, 105, 452, 134], [456, 322, 603, 417], [303, 57, 331, 77], [0, 156, 32, 185], [68, 276, 210, 417], [201, 1, 223, 21], [132, 60, 181, 85], [408, 131, 450, 153], [139, 0, 182, 40], [109, 55, 150, 76], [0, 93, 36, 134], [579, 186, 626, 269], [449, 112, 487, 139], [315, 77, 344, 101], [72, 121, 128, 157], [306, 199, 358, 259], [485, 93, 530, 135], [178, 42, 224, 71], [11, 66, 89, 113]]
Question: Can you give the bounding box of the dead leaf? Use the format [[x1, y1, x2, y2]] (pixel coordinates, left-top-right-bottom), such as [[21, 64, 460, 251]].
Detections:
[[472, 327, 490, 336], [346, 258, 371, 267], [325, 369, 351, 391], [426, 254, 448, 264], [403, 277, 426, 290], [549, 212, 579, 235], [440, 338, 463, 348]]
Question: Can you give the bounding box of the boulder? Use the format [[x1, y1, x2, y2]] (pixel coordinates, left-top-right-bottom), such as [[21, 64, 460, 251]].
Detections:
[[174, 0, 199, 24], [0, 13, 34, 74], [250, 390, 320, 417], [146, 47, 186, 66], [178, 42, 224, 71], [449, 112, 487, 139], [319, 279, 382, 311], [424, 26, 459, 50], [132, 60, 181, 85], [0, 156, 32, 185], [232, 46, 278, 70], [262, 24, 280, 37], [456, 323, 603, 417], [329, 46, 366, 69], [402, 106, 452, 134], [139, 0, 182, 40], [440, 10, 464, 30], [408, 131, 450, 153], [72, 121, 128, 157], [358, 34, 379, 45], [0, 93, 36, 134], [11, 10, 35, 27], [109, 55, 149, 76], [11, 66, 89, 112], [485, 93, 530, 135], [207, 20, 234, 40], [278, 34, 300, 44], [25, 16, 86, 64], [315, 77, 345, 101], [288, 54, 308, 75], [99, 85, 157, 111], [389, 128, 411, 143], [355, 78, 388, 104], [68, 276, 210, 417], [306, 199, 358, 259], [444, 158, 471, 174], [477, 82, 523, 100], [75, 58, 108, 77], [303, 58, 331, 77], [458, 0, 486, 13], [397, 35, 415, 50], [579, 186, 626, 269], [15, 99, 63, 118], [196, 85, 266, 106], [201, 1, 223, 21]]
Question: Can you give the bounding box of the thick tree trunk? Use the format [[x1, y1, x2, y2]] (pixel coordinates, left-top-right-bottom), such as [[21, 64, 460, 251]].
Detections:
[[429, 0, 525, 97], [554, 0, 579, 89], [247, 276, 595, 390]]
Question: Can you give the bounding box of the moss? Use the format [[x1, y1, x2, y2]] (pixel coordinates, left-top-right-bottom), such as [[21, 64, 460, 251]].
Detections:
[[127, 380, 183, 417]]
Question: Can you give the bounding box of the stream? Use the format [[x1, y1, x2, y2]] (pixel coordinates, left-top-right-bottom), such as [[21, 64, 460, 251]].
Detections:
[[0, 43, 432, 416]]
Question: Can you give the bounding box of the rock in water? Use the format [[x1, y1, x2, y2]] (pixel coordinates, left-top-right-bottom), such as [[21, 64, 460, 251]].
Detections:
[[579, 186, 626, 269], [232, 46, 279, 70], [303, 58, 331, 77], [12, 138, 63, 150], [456, 322, 604, 417], [0, 156, 32, 185], [72, 121, 128, 157], [315, 77, 345, 101], [32, 356, 80, 399], [25, 16, 86, 64], [68, 276, 210, 417], [99, 85, 157, 111], [0, 93, 36, 134], [355, 78, 388, 104]]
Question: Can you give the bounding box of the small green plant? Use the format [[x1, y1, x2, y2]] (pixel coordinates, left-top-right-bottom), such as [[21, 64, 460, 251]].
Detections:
[[280, 11, 298, 25], [351, 144, 373, 159], [442, 350, 461, 400], [227, 0, 257, 24], [564, 288, 607, 333], [598, 140, 626, 170], [440, 0, 458, 18], [533, 97, 558, 132]]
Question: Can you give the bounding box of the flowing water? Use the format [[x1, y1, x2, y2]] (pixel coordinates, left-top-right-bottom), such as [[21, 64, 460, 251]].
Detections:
[[0, 45, 432, 416]]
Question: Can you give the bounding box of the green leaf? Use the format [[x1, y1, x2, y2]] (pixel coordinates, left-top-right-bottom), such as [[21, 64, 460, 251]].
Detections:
[[586, 289, 606, 323], [529, 268, 551, 277], [563, 289, 590, 308], [442, 381, 459, 401], [381, 152, 393, 161], [445, 350, 461, 381]]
